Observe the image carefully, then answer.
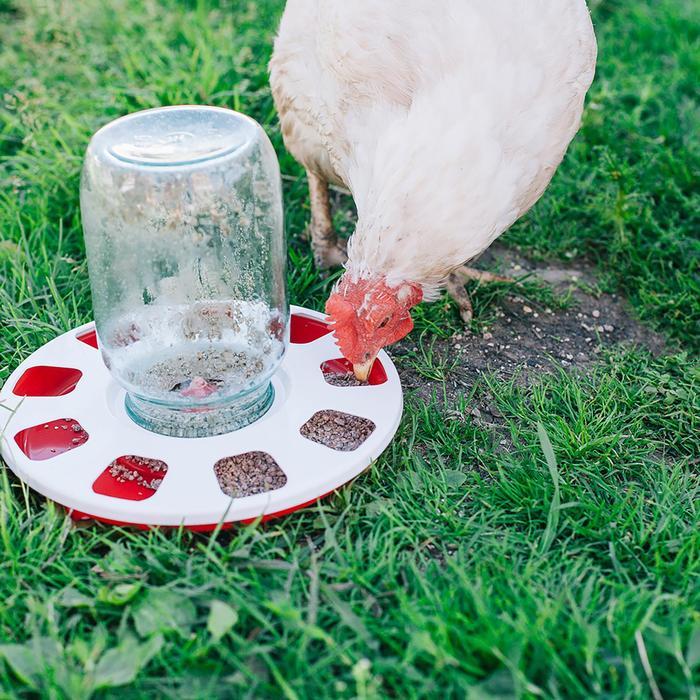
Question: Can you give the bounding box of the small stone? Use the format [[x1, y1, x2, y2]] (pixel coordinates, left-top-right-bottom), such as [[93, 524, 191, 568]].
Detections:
[[597, 325, 605, 333], [604, 324, 614, 332], [592, 310, 601, 318], [482, 332, 493, 340], [523, 306, 533, 314]]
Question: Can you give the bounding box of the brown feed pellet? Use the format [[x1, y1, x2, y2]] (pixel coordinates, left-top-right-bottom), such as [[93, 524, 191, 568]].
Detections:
[[300, 410, 376, 451], [214, 451, 287, 498]]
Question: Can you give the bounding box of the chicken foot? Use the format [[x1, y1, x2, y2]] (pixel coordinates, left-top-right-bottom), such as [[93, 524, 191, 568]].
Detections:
[[446, 266, 514, 325], [306, 169, 348, 270]]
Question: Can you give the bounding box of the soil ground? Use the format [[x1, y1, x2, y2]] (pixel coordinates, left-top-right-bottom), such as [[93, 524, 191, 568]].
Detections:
[[393, 245, 668, 407]]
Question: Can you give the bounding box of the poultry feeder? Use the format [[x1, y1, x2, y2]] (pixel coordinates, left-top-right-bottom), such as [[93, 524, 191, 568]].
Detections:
[[0, 106, 403, 529]]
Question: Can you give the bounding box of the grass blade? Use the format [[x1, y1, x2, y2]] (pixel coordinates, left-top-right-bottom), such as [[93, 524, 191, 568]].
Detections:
[[537, 422, 561, 554]]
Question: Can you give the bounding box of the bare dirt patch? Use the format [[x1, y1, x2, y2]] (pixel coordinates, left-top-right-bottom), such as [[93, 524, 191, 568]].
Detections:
[[391, 246, 667, 409]]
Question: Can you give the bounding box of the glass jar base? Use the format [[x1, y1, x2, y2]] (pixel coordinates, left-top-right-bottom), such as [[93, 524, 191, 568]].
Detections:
[[124, 382, 274, 438]]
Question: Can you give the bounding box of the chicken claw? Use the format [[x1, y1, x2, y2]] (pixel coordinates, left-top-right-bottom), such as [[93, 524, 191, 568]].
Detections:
[[447, 266, 515, 325], [446, 272, 474, 324]]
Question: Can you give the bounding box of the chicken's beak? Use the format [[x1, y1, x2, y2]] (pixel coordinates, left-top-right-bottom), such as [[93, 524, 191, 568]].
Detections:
[[353, 356, 376, 382]]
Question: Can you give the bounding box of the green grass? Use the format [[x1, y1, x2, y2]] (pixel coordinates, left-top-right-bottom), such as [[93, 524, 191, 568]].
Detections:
[[0, 0, 698, 697]]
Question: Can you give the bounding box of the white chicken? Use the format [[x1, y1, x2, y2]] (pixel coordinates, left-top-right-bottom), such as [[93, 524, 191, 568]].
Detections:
[[270, 0, 597, 379]]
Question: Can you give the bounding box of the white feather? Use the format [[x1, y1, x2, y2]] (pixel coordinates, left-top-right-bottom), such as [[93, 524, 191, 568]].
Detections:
[[270, 0, 597, 297]]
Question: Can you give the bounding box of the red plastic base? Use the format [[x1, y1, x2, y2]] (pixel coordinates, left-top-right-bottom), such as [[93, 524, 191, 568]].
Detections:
[[92, 455, 168, 501], [76, 329, 99, 349], [14, 418, 89, 461], [13, 366, 83, 397], [290, 313, 331, 344], [68, 489, 334, 531]]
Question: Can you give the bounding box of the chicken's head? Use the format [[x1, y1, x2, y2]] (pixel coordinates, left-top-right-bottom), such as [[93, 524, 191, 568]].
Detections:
[[325, 275, 423, 381]]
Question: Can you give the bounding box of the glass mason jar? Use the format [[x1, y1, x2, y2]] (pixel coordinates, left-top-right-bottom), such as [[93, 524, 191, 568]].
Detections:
[[80, 106, 287, 438]]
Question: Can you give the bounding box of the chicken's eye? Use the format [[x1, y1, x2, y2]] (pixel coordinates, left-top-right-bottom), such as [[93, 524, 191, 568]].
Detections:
[[378, 316, 391, 329]]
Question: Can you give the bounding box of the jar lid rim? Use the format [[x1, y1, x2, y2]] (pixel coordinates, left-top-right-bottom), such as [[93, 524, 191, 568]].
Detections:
[[90, 105, 260, 168]]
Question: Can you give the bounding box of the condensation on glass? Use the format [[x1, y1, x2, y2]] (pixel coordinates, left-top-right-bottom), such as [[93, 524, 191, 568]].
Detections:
[[80, 106, 287, 437]]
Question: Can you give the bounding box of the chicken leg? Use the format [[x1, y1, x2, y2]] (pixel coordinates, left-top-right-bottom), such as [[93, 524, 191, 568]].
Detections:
[[306, 169, 347, 270], [446, 266, 514, 324]]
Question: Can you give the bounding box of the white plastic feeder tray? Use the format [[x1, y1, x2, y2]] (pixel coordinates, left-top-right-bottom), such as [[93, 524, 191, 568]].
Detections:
[[0, 306, 403, 530]]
